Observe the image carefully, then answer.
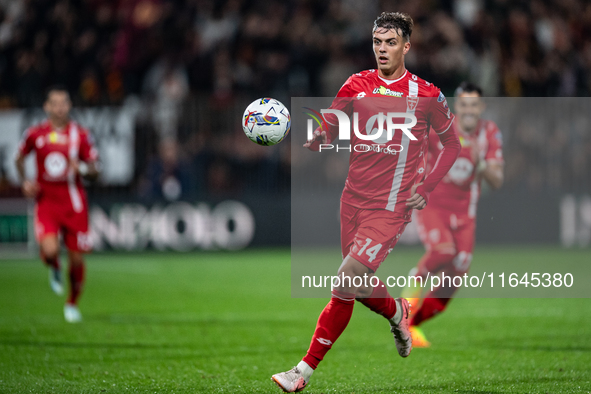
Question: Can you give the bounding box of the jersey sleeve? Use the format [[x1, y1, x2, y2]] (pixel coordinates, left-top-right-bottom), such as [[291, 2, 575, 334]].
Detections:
[[307, 76, 354, 150], [18, 128, 35, 156], [429, 90, 454, 135], [485, 122, 503, 164], [79, 129, 99, 162]]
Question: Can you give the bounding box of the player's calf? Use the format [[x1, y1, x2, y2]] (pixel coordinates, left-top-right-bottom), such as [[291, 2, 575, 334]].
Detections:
[[48, 266, 64, 296]]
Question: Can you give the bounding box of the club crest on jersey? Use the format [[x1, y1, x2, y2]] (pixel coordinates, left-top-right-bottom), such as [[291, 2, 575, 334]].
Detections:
[[407, 97, 419, 111], [372, 86, 403, 97]]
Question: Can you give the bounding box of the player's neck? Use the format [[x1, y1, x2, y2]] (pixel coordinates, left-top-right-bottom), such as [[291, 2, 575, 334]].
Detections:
[[457, 120, 479, 135], [378, 65, 406, 81], [49, 118, 69, 131]]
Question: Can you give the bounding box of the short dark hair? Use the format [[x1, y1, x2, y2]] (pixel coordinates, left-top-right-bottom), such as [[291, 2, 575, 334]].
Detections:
[[455, 81, 483, 97], [373, 12, 413, 42], [45, 85, 70, 102]]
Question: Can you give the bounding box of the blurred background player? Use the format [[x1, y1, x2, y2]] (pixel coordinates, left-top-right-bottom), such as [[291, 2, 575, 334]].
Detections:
[[14, 86, 100, 323], [272, 12, 461, 392], [401, 81, 504, 347]]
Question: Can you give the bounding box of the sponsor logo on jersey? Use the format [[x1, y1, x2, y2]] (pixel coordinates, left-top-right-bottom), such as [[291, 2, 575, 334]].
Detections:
[[372, 86, 403, 97], [44, 151, 68, 178], [357, 91, 366, 99], [448, 157, 474, 184], [47, 131, 68, 145], [458, 135, 472, 147]]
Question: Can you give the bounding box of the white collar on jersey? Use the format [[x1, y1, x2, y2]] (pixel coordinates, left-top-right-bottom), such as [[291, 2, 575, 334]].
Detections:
[[378, 70, 408, 85]]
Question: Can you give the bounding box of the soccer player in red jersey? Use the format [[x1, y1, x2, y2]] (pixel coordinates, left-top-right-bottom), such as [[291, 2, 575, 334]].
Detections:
[[272, 12, 461, 392], [402, 81, 504, 347], [15, 86, 100, 323]]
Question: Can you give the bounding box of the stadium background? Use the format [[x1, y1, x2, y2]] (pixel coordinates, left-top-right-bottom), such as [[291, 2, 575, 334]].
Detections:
[[0, 1, 590, 393], [0, 0, 590, 251]]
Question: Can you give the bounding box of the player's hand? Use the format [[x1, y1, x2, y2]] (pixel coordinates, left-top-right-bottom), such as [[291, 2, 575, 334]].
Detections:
[[22, 180, 39, 198], [303, 130, 327, 148], [470, 137, 480, 164], [406, 182, 426, 210], [70, 159, 80, 174]]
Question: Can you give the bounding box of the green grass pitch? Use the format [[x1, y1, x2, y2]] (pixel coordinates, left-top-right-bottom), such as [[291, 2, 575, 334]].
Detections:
[[0, 247, 590, 393]]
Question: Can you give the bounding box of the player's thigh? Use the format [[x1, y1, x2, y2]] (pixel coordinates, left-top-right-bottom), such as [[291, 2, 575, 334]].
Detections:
[[416, 207, 455, 254], [450, 216, 476, 274], [35, 202, 60, 257], [340, 201, 360, 259], [61, 208, 93, 253], [349, 210, 409, 272]]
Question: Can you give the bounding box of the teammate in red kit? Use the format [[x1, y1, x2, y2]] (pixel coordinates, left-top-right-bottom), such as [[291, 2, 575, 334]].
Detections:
[[15, 86, 100, 323], [272, 12, 461, 392], [401, 81, 504, 347]]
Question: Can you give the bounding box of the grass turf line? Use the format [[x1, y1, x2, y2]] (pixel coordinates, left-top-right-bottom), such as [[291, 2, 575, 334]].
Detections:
[[0, 247, 590, 393]]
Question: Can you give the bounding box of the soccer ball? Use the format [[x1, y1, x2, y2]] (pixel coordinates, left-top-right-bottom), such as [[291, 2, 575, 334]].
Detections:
[[242, 98, 291, 146]]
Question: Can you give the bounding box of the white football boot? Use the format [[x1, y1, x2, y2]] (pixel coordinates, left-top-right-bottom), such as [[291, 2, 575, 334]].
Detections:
[[64, 303, 82, 323], [389, 297, 412, 357], [272, 361, 313, 392], [48, 266, 64, 296]]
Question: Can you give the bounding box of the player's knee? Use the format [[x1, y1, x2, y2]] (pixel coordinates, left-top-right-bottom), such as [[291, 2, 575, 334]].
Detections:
[[68, 251, 85, 267], [417, 248, 455, 276], [355, 286, 373, 298], [40, 239, 59, 261], [432, 245, 456, 259], [335, 257, 372, 296], [452, 251, 472, 273]]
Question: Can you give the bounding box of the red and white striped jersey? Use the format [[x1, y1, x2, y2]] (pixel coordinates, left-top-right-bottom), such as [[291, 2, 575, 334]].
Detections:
[[426, 119, 504, 217], [317, 69, 457, 218], [18, 120, 98, 212]]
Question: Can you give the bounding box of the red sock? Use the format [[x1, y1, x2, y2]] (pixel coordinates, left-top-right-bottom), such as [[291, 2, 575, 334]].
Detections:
[[302, 290, 355, 369], [356, 279, 396, 320], [410, 297, 449, 326], [67, 262, 85, 305]]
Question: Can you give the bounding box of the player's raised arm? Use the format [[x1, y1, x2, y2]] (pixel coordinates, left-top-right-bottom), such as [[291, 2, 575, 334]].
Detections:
[[304, 78, 354, 151]]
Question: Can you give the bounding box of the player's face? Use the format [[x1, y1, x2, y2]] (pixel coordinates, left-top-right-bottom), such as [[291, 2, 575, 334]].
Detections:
[[44, 91, 71, 125], [454, 92, 484, 132], [373, 28, 410, 77]]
